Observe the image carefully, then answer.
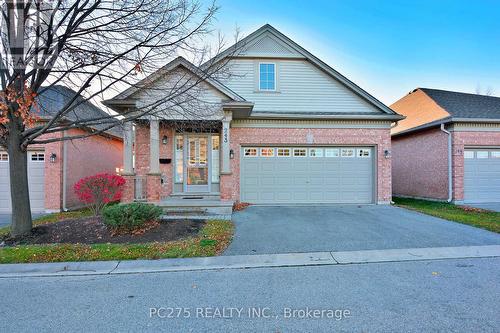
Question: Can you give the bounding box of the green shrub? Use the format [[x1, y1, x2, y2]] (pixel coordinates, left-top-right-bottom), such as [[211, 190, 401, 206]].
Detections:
[[102, 203, 163, 230]]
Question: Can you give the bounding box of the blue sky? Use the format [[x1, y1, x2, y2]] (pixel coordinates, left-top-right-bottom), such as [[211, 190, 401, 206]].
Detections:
[[210, 0, 500, 105]]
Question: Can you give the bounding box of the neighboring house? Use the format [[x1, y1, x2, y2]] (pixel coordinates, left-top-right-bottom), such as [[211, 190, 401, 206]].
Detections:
[[0, 85, 123, 213], [391, 88, 500, 204], [104, 24, 402, 209]]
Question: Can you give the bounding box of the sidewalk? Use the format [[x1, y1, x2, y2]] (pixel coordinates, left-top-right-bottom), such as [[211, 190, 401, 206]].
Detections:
[[1, 245, 499, 278]]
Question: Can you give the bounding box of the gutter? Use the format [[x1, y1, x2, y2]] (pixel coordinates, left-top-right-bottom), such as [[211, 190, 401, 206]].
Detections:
[[440, 124, 453, 202]]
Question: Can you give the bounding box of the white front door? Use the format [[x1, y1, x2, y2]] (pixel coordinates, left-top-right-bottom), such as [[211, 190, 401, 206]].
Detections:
[[185, 136, 210, 192]]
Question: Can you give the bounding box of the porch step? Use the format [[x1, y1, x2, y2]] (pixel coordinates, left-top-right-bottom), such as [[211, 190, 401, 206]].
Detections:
[[159, 199, 234, 215], [168, 192, 221, 201], [161, 214, 232, 221]]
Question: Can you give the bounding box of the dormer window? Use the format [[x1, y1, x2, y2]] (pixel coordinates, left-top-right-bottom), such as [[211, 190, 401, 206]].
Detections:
[[259, 63, 276, 91]]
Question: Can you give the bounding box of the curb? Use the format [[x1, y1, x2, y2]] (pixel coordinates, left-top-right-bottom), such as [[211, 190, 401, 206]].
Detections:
[[1, 245, 499, 278]]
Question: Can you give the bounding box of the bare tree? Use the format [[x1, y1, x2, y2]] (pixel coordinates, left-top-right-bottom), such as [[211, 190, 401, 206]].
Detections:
[[475, 84, 494, 96], [0, 0, 237, 236]]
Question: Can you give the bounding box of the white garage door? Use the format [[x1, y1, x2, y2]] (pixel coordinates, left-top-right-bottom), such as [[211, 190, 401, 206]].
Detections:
[[0, 151, 46, 213], [464, 149, 500, 203], [240, 146, 375, 204]]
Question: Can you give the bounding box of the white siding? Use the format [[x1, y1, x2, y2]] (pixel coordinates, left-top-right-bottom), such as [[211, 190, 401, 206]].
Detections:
[[221, 58, 383, 114], [132, 67, 226, 120]]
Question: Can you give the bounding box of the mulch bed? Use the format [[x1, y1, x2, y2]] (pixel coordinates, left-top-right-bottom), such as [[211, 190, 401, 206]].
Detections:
[[3, 217, 206, 246]]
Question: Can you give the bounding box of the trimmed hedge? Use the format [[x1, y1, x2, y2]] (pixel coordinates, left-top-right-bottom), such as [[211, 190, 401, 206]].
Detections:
[[102, 203, 163, 230]]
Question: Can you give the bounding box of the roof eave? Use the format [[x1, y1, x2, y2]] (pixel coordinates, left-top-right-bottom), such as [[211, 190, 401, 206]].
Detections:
[[249, 112, 404, 121]]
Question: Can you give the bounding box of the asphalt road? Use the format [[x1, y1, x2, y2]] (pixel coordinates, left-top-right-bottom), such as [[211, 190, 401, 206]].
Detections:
[[1, 257, 499, 332]]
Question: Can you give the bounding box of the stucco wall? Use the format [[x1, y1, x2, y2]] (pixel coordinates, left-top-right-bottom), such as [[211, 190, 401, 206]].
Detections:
[[64, 129, 123, 208], [392, 128, 449, 200], [451, 130, 500, 202], [220, 127, 392, 204]]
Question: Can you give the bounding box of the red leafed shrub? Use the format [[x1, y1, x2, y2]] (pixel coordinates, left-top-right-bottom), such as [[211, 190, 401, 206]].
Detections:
[[74, 173, 126, 216]]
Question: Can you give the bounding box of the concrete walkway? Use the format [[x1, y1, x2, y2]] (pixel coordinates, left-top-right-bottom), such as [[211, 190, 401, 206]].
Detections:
[[1, 244, 499, 278]]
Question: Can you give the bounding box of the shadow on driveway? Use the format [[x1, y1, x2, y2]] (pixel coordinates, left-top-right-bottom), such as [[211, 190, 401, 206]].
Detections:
[[224, 205, 500, 255]]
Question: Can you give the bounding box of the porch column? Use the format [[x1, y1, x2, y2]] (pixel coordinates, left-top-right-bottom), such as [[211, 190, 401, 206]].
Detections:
[[149, 118, 160, 174], [221, 111, 232, 174], [123, 122, 134, 175]]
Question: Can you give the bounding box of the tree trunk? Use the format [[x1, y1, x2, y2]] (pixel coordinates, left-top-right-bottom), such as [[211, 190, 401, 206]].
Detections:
[[8, 127, 33, 237]]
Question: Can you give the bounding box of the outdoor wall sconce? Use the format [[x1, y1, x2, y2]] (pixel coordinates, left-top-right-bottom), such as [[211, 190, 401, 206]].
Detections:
[[384, 149, 391, 159], [229, 149, 234, 159], [162, 136, 168, 145], [50, 153, 57, 163]]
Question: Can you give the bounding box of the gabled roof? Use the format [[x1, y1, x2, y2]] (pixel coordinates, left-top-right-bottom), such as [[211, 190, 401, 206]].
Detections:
[[103, 56, 246, 109], [37, 85, 122, 139], [419, 88, 500, 120], [391, 88, 500, 137], [205, 24, 402, 119]]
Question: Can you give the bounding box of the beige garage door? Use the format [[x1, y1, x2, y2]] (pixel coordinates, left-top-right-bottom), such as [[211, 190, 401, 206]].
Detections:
[[0, 151, 46, 213], [240, 146, 375, 204]]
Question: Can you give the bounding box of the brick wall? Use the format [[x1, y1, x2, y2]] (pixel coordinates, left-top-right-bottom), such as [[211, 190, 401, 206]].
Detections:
[[392, 128, 449, 200], [133, 123, 173, 201], [64, 128, 123, 208], [221, 127, 392, 204]]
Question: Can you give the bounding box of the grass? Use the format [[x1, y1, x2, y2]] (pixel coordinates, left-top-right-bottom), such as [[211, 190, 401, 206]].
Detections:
[[0, 219, 234, 264], [0, 208, 94, 237], [393, 197, 500, 233]]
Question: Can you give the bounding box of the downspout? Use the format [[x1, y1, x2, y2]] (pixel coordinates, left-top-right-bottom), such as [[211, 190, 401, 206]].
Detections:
[[62, 130, 68, 211], [440, 124, 452, 202]]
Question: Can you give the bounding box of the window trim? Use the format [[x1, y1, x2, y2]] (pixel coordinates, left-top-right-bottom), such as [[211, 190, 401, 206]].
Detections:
[[258, 62, 277, 92], [30, 152, 45, 162], [476, 151, 489, 159], [277, 147, 291, 157], [357, 148, 371, 158], [260, 147, 275, 157], [309, 148, 324, 158], [243, 148, 258, 157], [340, 148, 355, 158], [491, 151, 500, 159], [293, 148, 307, 157], [464, 151, 475, 159], [324, 148, 340, 158]]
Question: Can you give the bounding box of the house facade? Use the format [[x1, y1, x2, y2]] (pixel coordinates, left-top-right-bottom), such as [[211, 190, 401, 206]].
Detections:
[[105, 25, 403, 207], [0, 86, 123, 213], [391, 88, 500, 203]]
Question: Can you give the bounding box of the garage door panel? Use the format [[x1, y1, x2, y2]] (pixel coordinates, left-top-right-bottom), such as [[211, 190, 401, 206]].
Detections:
[[464, 149, 500, 203], [241, 146, 374, 204], [0, 151, 45, 212]]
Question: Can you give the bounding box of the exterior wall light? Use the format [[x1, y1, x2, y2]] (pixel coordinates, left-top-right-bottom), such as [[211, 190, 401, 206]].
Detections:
[[162, 136, 168, 145], [50, 153, 57, 163], [384, 150, 391, 159], [229, 149, 234, 159]]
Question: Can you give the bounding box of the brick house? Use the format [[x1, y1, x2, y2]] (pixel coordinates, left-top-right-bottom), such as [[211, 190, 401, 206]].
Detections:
[[0, 85, 123, 213], [391, 88, 500, 203], [104, 24, 403, 211]]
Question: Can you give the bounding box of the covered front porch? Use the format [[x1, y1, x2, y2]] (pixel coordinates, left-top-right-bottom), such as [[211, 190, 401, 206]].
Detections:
[[121, 114, 234, 215]]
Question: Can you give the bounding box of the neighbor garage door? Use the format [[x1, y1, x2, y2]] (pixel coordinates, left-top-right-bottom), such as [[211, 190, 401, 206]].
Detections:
[[240, 146, 374, 204], [464, 148, 500, 203], [0, 151, 46, 212]]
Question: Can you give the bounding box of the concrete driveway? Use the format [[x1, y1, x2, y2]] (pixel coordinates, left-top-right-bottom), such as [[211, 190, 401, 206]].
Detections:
[[464, 203, 500, 212], [224, 205, 500, 255]]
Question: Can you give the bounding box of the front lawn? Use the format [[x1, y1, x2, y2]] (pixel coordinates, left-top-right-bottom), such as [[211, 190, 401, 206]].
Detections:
[[0, 217, 233, 264], [393, 197, 500, 233]]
